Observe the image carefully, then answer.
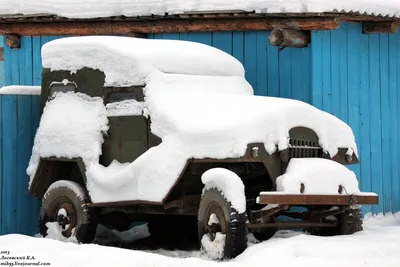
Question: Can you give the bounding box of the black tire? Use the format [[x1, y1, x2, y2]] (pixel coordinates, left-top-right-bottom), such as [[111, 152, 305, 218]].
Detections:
[[39, 180, 97, 243], [198, 188, 247, 260], [309, 208, 363, 236], [252, 228, 277, 242], [340, 208, 363, 234]]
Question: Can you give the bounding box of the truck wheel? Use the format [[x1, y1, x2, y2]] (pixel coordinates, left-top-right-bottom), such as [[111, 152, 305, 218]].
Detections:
[[198, 188, 247, 260], [340, 208, 363, 234], [39, 180, 97, 243], [309, 208, 363, 236]]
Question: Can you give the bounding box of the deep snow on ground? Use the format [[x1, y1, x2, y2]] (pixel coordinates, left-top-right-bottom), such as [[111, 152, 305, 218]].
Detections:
[[0, 213, 399, 267]]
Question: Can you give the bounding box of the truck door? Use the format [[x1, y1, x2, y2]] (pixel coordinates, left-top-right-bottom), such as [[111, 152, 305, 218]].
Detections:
[[101, 90, 148, 166]]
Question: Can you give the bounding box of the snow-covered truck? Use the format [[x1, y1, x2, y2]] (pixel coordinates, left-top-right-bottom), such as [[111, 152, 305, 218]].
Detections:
[[27, 36, 378, 259]]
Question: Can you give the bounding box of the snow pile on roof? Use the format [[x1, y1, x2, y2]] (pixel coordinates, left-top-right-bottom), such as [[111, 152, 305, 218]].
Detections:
[[29, 36, 358, 203], [42, 36, 245, 87], [275, 158, 360, 194], [1, 0, 399, 18], [0, 85, 41, 95], [27, 92, 108, 184]]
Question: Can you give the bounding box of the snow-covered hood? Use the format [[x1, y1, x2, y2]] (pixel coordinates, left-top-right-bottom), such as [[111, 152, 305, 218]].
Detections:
[[144, 73, 357, 159]]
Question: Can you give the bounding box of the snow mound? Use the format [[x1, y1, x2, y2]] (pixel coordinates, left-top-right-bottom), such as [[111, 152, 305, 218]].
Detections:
[[276, 158, 360, 194], [201, 168, 246, 213], [42, 36, 245, 87], [200, 232, 226, 260], [27, 92, 108, 185], [1, 1, 400, 18]]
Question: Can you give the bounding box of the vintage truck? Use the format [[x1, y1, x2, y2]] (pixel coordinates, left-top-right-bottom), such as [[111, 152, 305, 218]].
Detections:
[[27, 36, 378, 259]]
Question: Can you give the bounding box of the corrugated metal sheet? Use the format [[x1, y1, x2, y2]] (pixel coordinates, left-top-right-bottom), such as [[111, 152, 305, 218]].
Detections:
[[0, 36, 60, 235], [311, 23, 400, 214]]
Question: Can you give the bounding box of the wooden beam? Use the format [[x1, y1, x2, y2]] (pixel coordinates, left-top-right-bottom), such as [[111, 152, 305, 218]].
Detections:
[[269, 28, 310, 48], [362, 21, 400, 34], [0, 18, 340, 36], [5, 34, 21, 49]]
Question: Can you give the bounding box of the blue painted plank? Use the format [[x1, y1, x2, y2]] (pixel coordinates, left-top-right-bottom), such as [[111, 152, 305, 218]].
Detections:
[[244, 32, 257, 94], [32, 37, 42, 86], [188, 33, 212, 46], [321, 31, 332, 113], [179, 33, 188, 41], [379, 34, 391, 213], [1, 95, 17, 234], [301, 48, 311, 103], [397, 33, 400, 214], [310, 31, 323, 109], [290, 48, 303, 101], [330, 28, 341, 117], [346, 23, 361, 179], [369, 34, 383, 214], [212, 32, 232, 55], [256, 32, 268, 96], [147, 33, 155, 39], [389, 34, 399, 213], [338, 23, 348, 123], [159, 33, 179, 40], [14, 38, 30, 235], [278, 48, 292, 99], [359, 32, 372, 214], [232, 32, 244, 65], [266, 40, 279, 97]]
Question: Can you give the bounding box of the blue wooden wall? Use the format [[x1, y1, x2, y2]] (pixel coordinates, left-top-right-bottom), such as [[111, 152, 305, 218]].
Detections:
[[149, 32, 311, 102], [1, 36, 60, 235], [1, 24, 399, 235], [311, 23, 400, 214]]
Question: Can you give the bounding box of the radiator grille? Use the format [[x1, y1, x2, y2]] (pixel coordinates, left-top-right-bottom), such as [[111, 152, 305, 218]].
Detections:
[[288, 139, 322, 159]]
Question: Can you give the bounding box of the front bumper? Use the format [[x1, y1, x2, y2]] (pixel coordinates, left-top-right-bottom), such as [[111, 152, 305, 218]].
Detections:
[[257, 192, 379, 205]]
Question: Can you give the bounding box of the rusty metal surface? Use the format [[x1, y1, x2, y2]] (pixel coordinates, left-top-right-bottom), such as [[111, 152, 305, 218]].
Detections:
[[258, 194, 379, 205]]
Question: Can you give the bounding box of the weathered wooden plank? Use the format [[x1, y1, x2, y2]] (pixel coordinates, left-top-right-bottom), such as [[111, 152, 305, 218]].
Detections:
[[256, 32, 267, 96], [379, 34, 391, 213], [266, 37, 279, 97], [338, 23, 348, 123], [279, 48, 291, 99], [244, 32, 257, 94], [258, 194, 379, 205], [301, 47, 311, 103], [290, 48, 302, 101], [321, 31, 331, 113], [311, 31, 323, 109], [347, 23, 361, 179], [0, 18, 340, 36], [330, 28, 340, 117], [359, 29, 372, 214], [212, 32, 233, 55], [1, 95, 17, 234], [389, 34, 399, 213], [369, 34, 383, 214], [232, 32, 244, 65]]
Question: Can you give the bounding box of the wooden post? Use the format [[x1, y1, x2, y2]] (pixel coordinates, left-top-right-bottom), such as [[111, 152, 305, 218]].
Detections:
[[268, 28, 310, 48]]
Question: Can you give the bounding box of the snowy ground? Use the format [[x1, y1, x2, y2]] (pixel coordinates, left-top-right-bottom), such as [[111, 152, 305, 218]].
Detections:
[[0, 213, 399, 267]]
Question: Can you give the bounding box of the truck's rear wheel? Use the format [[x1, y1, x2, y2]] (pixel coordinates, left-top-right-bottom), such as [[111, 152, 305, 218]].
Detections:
[[309, 208, 363, 236], [198, 188, 247, 260], [39, 180, 97, 243]]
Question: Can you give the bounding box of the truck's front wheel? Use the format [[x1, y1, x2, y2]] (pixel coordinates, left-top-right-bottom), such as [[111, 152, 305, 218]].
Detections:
[[198, 188, 247, 260], [39, 180, 97, 243]]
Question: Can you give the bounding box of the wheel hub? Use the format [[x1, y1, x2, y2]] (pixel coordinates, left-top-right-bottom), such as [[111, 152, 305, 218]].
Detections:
[[56, 203, 77, 238]]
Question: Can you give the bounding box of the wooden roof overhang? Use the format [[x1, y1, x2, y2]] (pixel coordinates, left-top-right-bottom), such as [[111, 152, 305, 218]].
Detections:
[[0, 11, 399, 37]]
